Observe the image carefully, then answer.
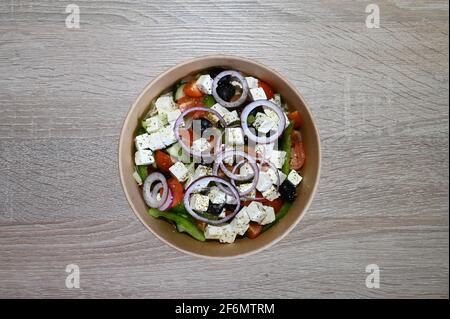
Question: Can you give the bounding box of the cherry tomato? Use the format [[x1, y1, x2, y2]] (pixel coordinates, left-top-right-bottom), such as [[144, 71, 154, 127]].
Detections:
[[154, 150, 175, 172], [167, 177, 184, 208], [177, 96, 204, 111], [287, 111, 303, 129], [246, 222, 263, 239], [258, 81, 274, 100], [290, 131, 305, 170], [183, 80, 203, 98]]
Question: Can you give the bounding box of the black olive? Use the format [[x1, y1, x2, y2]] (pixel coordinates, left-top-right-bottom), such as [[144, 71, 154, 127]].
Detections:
[[209, 68, 226, 79], [216, 82, 235, 102], [279, 180, 297, 202], [217, 75, 231, 87], [207, 202, 225, 215], [200, 118, 212, 133], [249, 106, 264, 117]]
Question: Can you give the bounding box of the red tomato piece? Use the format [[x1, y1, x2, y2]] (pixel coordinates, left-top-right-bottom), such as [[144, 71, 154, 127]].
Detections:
[[290, 131, 305, 170], [258, 81, 274, 100], [167, 177, 184, 208], [154, 150, 175, 172], [183, 80, 203, 98], [287, 111, 303, 129]]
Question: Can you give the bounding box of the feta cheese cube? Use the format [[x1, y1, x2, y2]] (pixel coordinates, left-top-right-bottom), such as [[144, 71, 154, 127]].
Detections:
[[254, 143, 275, 159], [160, 126, 177, 147], [246, 202, 267, 223], [135, 133, 152, 151], [143, 117, 161, 134], [155, 95, 176, 113], [169, 162, 189, 182], [287, 169, 303, 186], [250, 87, 267, 101], [245, 76, 259, 89], [270, 150, 287, 169], [192, 138, 211, 153], [266, 168, 287, 185], [195, 74, 213, 94], [148, 132, 166, 151], [230, 207, 251, 235], [256, 171, 273, 192], [185, 164, 212, 191], [237, 183, 254, 195], [225, 194, 238, 205], [204, 225, 224, 240], [219, 224, 237, 244], [195, 164, 212, 178], [223, 110, 240, 125], [211, 103, 229, 118], [166, 109, 181, 124], [261, 206, 276, 225], [253, 112, 274, 134], [134, 150, 154, 166], [208, 186, 226, 205], [262, 185, 280, 201], [264, 107, 289, 130], [269, 93, 282, 107], [239, 162, 255, 178], [189, 193, 210, 213], [225, 127, 245, 146]]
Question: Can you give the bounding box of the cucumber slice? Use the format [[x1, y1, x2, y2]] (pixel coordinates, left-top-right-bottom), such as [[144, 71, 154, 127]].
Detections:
[[166, 142, 191, 163], [174, 84, 186, 101]]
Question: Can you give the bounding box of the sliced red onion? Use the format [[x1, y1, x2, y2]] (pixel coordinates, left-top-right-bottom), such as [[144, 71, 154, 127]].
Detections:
[[183, 176, 241, 225], [241, 100, 286, 144], [230, 160, 259, 196], [143, 172, 169, 209], [212, 70, 249, 108], [159, 189, 173, 211], [214, 150, 259, 182], [174, 106, 226, 161], [240, 159, 281, 201]]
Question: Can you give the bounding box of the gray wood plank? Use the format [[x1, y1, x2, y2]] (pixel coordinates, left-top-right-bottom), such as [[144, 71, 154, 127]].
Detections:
[[0, 0, 448, 298]]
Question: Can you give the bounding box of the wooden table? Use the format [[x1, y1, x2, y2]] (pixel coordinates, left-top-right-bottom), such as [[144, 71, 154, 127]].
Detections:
[[0, 0, 448, 298]]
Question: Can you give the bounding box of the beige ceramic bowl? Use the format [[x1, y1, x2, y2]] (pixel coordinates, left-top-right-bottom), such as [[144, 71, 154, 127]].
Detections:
[[119, 55, 321, 259]]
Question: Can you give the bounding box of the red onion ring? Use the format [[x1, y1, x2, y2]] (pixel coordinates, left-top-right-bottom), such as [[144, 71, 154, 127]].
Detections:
[[143, 172, 169, 209], [240, 100, 286, 144], [183, 176, 241, 225], [240, 160, 281, 201], [230, 160, 259, 196], [174, 107, 226, 161], [214, 150, 259, 182], [150, 183, 174, 211], [212, 70, 249, 108]]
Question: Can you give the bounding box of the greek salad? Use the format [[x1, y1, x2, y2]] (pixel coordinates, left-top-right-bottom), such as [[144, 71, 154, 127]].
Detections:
[[133, 68, 305, 244]]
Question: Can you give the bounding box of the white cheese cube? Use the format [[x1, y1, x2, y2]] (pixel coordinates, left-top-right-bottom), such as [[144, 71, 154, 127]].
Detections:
[[287, 169, 303, 186], [261, 206, 276, 225], [194, 164, 212, 178], [132, 170, 143, 185], [160, 126, 177, 147], [185, 164, 212, 191], [219, 224, 237, 244], [256, 171, 273, 192], [211, 103, 229, 118], [237, 183, 254, 195], [250, 87, 267, 101], [155, 95, 176, 113], [266, 168, 287, 185], [239, 162, 255, 179], [134, 150, 154, 166], [264, 107, 289, 130], [148, 132, 166, 151], [192, 138, 211, 153], [230, 207, 251, 235], [208, 186, 227, 205], [254, 143, 275, 159], [246, 202, 267, 223], [270, 150, 287, 169], [204, 225, 224, 240], [169, 162, 189, 182], [221, 144, 235, 165], [225, 127, 245, 146], [269, 93, 282, 107], [245, 76, 259, 89], [189, 193, 210, 212], [143, 117, 161, 134], [196, 74, 213, 95], [253, 112, 274, 134], [262, 185, 280, 201], [135, 133, 152, 151], [223, 110, 240, 125], [225, 194, 238, 205], [166, 109, 181, 124]]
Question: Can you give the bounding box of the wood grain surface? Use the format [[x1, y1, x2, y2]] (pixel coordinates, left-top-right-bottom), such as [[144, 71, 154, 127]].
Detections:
[[0, 0, 448, 298]]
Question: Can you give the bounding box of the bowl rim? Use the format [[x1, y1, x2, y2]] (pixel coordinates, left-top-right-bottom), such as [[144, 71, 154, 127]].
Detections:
[[118, 54, 321, 259]]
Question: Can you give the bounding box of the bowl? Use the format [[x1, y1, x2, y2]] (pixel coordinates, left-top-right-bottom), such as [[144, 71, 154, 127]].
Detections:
[[118, 55, 321, 259]]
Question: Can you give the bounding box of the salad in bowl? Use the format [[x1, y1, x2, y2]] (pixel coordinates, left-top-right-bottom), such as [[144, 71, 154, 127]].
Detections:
[[132, 68, 306, 244]]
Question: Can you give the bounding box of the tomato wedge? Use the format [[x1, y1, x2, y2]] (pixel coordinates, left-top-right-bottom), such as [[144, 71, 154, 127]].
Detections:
[[287, 111, 303, 129], [177, 96, 204, 111], [258, 81, 274, 100], [154, 150, 175, 172], [260, 197, 285, 213], [167, 177, 184, 208], [290, 131, 305, 170], [246, 222, 263, 239], [183, 80, 203, 98]]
